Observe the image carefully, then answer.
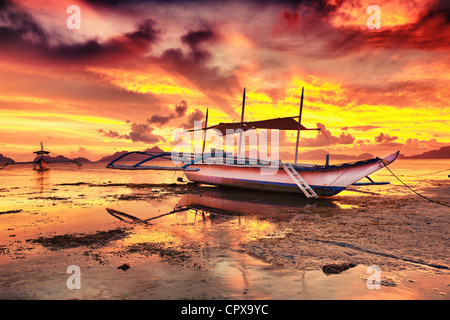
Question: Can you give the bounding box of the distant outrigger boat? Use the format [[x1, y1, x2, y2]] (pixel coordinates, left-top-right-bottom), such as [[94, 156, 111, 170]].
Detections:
[[107, 88, 398, 197], [0, 142, 82, 171]]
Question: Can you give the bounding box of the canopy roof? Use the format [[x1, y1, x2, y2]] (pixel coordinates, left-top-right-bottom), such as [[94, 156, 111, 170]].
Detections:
[[189, 117, 319, 135]]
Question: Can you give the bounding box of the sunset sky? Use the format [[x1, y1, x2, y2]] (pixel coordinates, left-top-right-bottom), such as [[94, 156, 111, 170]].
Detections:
[[0, 0, 449, 161]]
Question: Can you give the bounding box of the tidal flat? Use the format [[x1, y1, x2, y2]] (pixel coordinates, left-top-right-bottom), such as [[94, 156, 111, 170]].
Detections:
[[0, 160, 449, 300]]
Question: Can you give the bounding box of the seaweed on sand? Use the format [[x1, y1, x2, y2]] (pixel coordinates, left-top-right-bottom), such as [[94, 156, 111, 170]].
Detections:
[[123, 242, 193, 265], [27, 228, 130, 250], [0, 209, 22, 215]]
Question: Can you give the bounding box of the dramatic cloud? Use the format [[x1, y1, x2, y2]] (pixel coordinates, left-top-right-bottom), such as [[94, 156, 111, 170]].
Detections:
[[0, 0, 448, 159], [98, 129, 130, 140], [155, 26, 241, 108], [51, 19, 160, 64], [0, 2, 161, 65], [99, 122, 166, 144], [301, 123, 355, 147], [374, 133, 398, 143], [128, 123, 164, 144], [147, 100, 188, 125], [182, 108, 205, 129]]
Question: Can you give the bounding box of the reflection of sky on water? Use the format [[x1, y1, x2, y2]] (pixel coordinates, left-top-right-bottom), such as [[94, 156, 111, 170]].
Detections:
[[0, 159, 448, 243], [0, 159, 448, 299]]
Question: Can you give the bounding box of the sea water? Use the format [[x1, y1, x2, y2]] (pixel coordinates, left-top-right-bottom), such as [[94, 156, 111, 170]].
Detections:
[[0, 159, 449, 299]]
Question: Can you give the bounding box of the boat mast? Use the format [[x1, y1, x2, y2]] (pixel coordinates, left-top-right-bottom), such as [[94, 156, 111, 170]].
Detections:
[[294, 87, 304, 164], [202, 108, 209, 154], [238, 87, 246, 156]]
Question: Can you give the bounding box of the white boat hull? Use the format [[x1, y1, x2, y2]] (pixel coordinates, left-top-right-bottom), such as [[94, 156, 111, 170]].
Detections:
[[184, 151, 399, 196]]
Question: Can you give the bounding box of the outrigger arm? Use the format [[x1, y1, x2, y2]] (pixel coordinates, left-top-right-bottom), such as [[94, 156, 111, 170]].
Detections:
[[106, 151, 210, 171], [352, 175, 390, 186]]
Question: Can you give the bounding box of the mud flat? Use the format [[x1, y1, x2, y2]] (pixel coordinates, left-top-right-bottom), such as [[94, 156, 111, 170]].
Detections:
[[0, 178, 449, 300], [244, 192, 449, 274]]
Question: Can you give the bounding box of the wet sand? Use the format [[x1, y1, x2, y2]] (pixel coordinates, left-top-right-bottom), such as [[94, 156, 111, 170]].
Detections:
[[0, 161, 449, 300]]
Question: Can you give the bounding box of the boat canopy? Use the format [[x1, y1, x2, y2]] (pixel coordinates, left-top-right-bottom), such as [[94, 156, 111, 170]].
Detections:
[[188, 116, 320, 135]]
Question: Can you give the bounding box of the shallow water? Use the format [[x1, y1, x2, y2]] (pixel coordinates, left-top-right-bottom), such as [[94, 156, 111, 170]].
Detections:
[[0, 159, 449, 300]]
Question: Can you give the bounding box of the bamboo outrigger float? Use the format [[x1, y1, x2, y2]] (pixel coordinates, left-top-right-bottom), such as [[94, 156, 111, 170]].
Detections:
[[107, 88, 398, 197]]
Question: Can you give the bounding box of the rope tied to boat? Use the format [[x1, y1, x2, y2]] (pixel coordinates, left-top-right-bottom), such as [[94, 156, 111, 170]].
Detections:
[[382, 162, 450, 208]]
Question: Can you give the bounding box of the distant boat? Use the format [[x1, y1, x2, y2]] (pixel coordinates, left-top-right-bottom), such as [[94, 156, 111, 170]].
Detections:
[[0, 142, 82, 171], [107, 88, 398, 198]]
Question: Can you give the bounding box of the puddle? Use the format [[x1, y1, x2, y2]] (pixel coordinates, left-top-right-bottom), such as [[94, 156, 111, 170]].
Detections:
[[333, 201, 359, 210]]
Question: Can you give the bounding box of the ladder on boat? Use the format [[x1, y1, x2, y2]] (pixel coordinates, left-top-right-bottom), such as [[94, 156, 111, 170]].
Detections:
[[281, 162, 318, 198]]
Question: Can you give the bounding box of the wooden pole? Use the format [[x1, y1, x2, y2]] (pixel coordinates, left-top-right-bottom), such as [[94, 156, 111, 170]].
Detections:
[[238, 88, 246, 156], [294, 87, 304, 164], [202, 108, 209, 154]]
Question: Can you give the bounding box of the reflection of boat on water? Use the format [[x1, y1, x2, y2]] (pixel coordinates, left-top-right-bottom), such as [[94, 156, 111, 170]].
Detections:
[[0, 142, 82, 171], [106, 87, 397, 198], [106, 205, 203, 225], [174, 189, 336, 217], [106, 188, 338, 224]]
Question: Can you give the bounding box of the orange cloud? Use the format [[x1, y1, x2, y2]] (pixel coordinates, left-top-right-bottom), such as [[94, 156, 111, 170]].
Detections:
[[0, 0, 448, 161]]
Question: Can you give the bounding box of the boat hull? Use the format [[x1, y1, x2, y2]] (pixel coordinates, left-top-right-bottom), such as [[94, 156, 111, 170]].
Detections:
[[184, 151, 399, 196]]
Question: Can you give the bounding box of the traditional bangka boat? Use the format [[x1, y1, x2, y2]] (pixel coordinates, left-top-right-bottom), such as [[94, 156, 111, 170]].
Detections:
[[0, 142, 82, 171], [106, 88, 398, 198]]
